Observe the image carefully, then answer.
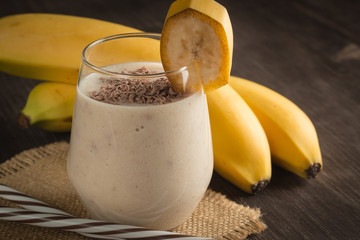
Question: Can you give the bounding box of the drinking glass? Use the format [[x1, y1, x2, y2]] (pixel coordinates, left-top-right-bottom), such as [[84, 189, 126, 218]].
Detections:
[[67, 33, 213, 230]]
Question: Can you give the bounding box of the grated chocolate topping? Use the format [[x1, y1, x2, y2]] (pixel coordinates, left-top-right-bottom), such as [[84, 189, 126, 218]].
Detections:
[[88, 66, 182, 105]]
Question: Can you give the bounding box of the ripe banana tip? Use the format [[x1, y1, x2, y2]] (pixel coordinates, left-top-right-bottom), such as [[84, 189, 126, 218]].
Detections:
[[251, 179, 270, 194], [305, 163, 322, 178], [17, 113, 31, 129]]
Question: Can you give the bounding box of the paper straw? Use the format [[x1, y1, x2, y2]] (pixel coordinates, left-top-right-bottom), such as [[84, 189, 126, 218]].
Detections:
[[0, 184, 213, 240]]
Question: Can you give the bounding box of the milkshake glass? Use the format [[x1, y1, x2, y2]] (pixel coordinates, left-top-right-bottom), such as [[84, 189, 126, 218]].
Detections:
[[67, 33, 213, 230]]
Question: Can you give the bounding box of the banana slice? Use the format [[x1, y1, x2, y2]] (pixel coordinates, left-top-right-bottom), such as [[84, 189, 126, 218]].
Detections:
[[160, 0, 233, 93]]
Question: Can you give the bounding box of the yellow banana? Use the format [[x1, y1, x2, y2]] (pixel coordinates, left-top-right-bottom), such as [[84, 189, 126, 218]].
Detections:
[[0, 13, 141, 84], [17, 82, 76, 132], [229, 76, 322, 178], [207, 85, 271, 194]]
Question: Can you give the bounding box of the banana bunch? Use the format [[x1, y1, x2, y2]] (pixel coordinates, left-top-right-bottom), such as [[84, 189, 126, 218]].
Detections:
[[0, 11, 322, 194]]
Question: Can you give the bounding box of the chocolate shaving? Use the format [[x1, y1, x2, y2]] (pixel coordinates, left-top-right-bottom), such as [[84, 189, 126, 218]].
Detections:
[[89, 66, 182, 105]]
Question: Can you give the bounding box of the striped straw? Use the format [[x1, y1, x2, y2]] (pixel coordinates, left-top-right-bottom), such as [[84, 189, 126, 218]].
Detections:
[[0, 184, 212, 240], [0, 184, 118, 239], [0, 184, 70, 215]]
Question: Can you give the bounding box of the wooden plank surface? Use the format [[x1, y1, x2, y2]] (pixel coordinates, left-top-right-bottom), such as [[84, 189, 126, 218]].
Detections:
[[0, 0, 359, 239]]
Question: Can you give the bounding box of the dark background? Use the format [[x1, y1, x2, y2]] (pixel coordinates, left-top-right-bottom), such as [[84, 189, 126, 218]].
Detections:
[[1, 0, 359, 239]]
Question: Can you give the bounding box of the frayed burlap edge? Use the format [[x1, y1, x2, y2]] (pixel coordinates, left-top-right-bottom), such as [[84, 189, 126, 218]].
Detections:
[[0, 141, 69, 178], [0, 141, 266, 240], [210, 191, 266, 240]]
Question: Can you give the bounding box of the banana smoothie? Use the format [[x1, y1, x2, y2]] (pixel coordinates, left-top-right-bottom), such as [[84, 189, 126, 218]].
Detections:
[[68, 62, 213, 230]]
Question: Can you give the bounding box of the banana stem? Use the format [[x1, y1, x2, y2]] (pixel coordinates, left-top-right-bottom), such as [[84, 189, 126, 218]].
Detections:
[[17, 113, 31, 129], [251, 180, 270, 194], [305, 163, 322, 178]]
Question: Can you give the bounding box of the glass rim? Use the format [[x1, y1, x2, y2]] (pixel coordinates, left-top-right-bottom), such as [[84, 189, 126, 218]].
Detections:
[[81, 32, 187, 78]]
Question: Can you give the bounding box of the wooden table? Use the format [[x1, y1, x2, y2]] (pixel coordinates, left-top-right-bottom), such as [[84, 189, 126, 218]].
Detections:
[[1, 0, 359, 239]]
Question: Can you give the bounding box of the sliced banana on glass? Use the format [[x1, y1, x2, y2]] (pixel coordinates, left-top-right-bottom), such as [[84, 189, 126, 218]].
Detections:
[[160, 0, 233, 93]]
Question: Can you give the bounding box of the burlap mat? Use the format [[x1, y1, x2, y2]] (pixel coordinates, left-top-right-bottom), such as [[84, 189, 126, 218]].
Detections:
[[0, 142, 266, 240]]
